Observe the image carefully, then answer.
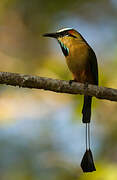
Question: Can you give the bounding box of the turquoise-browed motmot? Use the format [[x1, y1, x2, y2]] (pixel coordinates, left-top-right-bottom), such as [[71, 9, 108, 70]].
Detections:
[[43, 28, 98, 172]]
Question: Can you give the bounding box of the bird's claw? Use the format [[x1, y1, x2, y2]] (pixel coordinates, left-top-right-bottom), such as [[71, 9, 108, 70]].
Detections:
[[69, 80, 76, 85], [84, 82, 89, 89]]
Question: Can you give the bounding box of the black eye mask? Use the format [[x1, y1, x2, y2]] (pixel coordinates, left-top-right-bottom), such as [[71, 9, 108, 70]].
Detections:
[[58, 30, 77, 38]]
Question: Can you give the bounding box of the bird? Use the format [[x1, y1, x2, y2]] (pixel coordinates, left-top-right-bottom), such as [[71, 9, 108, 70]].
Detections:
[[43, 28, 98, 172]]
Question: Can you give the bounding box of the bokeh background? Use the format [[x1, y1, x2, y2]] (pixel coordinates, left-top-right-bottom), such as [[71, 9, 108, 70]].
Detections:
[[0, 0, 117, 179]]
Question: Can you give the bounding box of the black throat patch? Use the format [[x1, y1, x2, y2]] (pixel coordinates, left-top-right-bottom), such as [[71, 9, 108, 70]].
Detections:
[[58, 40, 69, 57]]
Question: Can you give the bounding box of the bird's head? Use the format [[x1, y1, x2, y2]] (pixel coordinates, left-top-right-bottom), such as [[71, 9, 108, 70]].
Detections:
[[43, 28, 83, 40], [43, 28, 85, 57]]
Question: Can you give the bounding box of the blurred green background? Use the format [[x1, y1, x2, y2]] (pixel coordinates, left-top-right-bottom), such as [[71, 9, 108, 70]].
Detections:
[[0, 0, 117, 179]]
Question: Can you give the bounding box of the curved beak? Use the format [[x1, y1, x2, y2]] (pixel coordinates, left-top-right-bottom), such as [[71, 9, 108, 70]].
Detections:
[[43, 32, 59, 39]]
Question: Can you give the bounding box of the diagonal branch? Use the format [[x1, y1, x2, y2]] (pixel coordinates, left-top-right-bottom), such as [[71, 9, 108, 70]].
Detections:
[[0, 71, 117, 102]]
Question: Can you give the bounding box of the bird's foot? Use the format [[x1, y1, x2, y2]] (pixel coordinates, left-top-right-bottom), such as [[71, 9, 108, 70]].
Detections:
[[84, 82, 89, 90], [69, 80, 76, 86]]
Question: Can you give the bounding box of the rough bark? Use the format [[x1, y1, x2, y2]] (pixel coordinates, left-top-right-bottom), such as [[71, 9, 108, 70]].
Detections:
[[0, 71, 116, 102]]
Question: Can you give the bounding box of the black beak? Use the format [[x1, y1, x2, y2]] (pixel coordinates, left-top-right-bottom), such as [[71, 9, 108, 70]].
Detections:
[[43, 32, 59, 39]]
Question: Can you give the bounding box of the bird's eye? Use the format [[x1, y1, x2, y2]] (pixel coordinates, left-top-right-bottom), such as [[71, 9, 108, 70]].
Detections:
[[68, 33, 76, 38], [64, 31, 76, 38]]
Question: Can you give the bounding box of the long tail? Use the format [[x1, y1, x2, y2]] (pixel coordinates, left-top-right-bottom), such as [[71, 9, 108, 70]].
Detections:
[[82, 95, 92, 123], [81, 95, 96, 172], [80, 123, 96, 172]]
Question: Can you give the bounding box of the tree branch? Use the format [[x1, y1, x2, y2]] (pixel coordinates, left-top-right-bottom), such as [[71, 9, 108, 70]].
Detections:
[[0, 71, 116, 102]]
